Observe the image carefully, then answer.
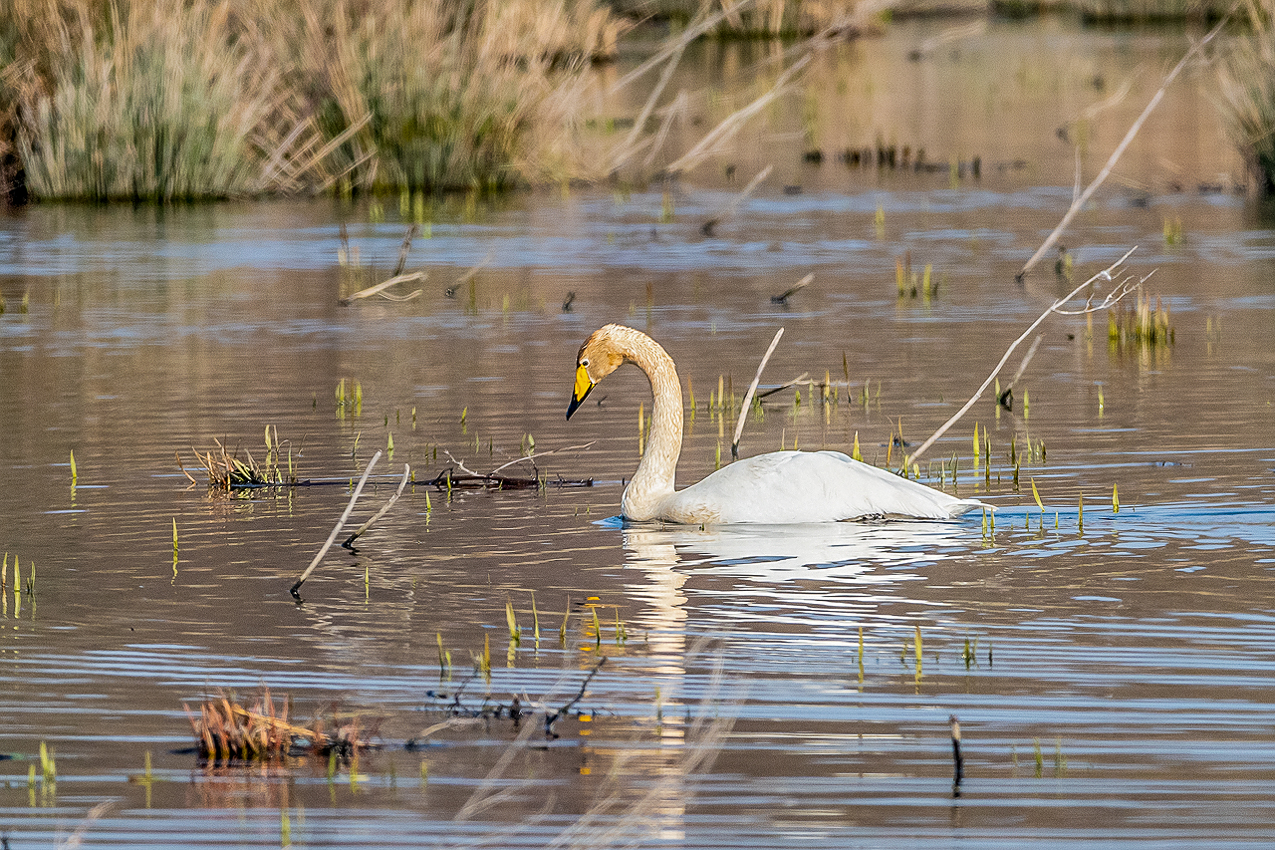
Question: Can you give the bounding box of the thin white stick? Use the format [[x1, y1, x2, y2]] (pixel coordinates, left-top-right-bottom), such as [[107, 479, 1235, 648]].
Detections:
[[1017, 19, 1225, 279], [732, 328, 784, 459], [290, 450, 381, 597], [662, 55, 812, 176], [702, 165, 773, 234], [342, 463, 411, 547], [907, 250, 1142, 466], [488, 441, 597, 476]]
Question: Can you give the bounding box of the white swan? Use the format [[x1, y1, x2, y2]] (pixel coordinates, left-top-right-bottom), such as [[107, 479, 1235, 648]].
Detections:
[[566, 324, 988, 524]]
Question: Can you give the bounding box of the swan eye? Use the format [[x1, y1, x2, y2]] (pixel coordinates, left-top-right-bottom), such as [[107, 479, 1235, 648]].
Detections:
[[580, 358, 590, 368]]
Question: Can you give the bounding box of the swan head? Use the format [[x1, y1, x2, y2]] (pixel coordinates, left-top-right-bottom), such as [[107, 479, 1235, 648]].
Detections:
[[566, 324, 629, 419]]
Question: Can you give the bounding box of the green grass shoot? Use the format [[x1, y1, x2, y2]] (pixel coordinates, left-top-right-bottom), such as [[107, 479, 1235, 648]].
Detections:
[[914, 625, 922, 677], [591, 606, 602, 649], [1033, 738, 1044, 777], [615, 608, 627, 645], [505, 599, 520, 645], [1031, 478, 1043, 514], [70, 449, 77, 482], [39, 741, 55, 783], [852, 431, 862, 462], [560, 596, 570, 646], [857, 626, 865, 684], [531, 591, 540, 645], [1113, 483, 1120, 513], [1078, 492, 1084, 533]]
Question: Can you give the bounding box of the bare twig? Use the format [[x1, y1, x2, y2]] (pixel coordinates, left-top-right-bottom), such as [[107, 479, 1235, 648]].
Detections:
[[392, 224, 419, 278], [446, 251, 494, 296], [607, 0, 758, 95], [341, 463, 411, 549], [290, 450, 381, 599], [1017, 19, 1226, 280], [998, 333, 1043, 410], [661, 54, 812, 177], [702, 164, 773, 235], [732, 328, 785, 460], [908, 250, 1146, 466], [340, 271, 426, 305], [488, 441, 597, 476], [543, 657, 607, 738], [771, 272, 813, 304], [57, 801, 116, 850], [756, 372, 809, 399]]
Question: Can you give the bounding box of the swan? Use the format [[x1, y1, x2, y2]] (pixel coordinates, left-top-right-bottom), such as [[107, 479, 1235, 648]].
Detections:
[[566, 323, 988, 524]]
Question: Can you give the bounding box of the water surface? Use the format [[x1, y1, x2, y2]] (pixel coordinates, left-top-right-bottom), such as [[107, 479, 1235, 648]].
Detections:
[[1, 16, 1273, 849]]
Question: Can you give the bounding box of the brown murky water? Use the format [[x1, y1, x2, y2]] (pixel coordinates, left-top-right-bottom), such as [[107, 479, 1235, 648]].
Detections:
[[2, 17, 1274, 849]]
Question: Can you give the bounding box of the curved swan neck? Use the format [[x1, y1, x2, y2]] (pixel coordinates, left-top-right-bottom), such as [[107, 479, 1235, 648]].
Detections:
[[614, 328, 682, 519]]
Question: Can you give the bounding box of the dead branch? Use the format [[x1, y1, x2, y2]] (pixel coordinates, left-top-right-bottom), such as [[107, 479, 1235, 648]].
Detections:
[[341, 463, 411, 549], [702, 165, 773, 236], [732, 328, 785, 460], [771, 272, 813, 304], [661, 54, 812, 177], [756, 372, 810, 399], [607, 0, 759, 96], [290, 450, 381, 599], [908, 249, 1147, 466], [998, 333, 1043, 410], [392, 224, 419, 278], [339, 271, 426, 305], [1017, 19, 1226, 280], [488, 441, 597, 476], [542, 657, 607, 738]]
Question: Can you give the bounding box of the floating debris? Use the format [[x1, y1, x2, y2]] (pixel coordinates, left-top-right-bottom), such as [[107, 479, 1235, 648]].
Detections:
[[185, 690, 379, 762]]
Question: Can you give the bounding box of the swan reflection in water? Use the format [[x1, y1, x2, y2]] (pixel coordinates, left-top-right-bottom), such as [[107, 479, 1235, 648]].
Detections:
[[619, 518, 984, 636], [605, 518, 982, 842]]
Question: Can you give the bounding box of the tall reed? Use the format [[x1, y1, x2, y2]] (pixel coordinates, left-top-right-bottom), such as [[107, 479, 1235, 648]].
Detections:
[[1219, 0, 1275, 193], [2, 0, 620, 200], [15, 0, 281, 200]]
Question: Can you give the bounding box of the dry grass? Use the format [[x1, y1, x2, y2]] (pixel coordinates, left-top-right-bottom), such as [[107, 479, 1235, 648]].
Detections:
[[185, 690, 378, 761], [1219, 0, 1275, 193], [0, 0, 621, 200], [181, 435, 288, 490]]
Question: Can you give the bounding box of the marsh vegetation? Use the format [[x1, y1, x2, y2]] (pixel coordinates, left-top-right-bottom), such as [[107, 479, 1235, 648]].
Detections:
[[0, 9, 1273, 850]]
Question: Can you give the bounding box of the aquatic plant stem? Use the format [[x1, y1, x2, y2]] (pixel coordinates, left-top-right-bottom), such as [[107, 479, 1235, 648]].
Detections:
[[908, 249, 1145, 466], [1017, 18, 1226, 279], [732, 328, 784, 460], [290, 450, 381, 599]]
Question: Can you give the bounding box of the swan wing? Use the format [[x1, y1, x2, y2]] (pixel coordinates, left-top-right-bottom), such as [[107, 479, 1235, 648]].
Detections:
[[659, 450, 986, 524]]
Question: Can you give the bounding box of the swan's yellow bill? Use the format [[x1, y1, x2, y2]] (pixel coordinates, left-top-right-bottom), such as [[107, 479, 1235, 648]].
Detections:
[[566, 363, 594, 419]]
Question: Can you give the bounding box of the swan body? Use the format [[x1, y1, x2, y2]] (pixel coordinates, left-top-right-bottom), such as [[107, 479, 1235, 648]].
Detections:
[[567, 324, 987, 524]]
